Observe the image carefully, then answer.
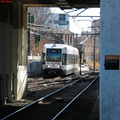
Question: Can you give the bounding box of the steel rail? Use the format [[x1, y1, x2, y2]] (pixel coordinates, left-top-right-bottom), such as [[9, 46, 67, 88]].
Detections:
[[1, 72, 95, 120], [1, 75, 84, 120], [52, 74, 99, 120]]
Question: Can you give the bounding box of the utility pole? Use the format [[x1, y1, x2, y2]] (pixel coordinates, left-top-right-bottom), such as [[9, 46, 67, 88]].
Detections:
[[79, 51, 83, 74], [93, 36, 95, 72], [28, 13, 31, 55], [27, 13, 35, 55]]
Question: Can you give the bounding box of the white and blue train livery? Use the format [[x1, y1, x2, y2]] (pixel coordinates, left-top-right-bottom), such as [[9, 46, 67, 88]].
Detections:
[[42, 44, 79, 76]]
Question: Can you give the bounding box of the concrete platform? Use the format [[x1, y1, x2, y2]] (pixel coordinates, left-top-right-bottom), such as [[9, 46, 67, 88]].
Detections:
[[88, 96, 99, 120]]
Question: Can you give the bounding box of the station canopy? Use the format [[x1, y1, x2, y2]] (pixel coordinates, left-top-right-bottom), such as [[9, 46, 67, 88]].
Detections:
[[20, 0, 100, 9]]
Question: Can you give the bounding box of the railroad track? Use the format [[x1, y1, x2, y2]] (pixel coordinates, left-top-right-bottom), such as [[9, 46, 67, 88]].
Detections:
[[27, 72, 93, 91], [1, 72, 99, 120], [27, 76, 70, 91], [52, 74, 99, 120]]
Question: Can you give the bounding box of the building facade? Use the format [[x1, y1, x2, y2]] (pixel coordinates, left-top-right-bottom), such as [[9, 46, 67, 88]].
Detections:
[[48, 13, 69, 29], [77, 19, 100, 69], [29, 27, 74, 56]]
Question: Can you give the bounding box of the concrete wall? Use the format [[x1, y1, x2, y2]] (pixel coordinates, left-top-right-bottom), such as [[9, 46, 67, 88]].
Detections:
[[27, 56, 43, 77], [100, 0, 120, 119], [17, 66, 27, 100], [28, 61, 43, 77]]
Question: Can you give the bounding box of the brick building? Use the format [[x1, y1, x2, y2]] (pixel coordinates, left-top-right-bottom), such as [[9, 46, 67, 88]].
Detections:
[[29, 27, 74, 56], [78, 19, 100, 69]]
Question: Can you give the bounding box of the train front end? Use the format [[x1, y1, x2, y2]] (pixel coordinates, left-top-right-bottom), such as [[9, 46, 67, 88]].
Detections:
[[43, 44, 64, 76]]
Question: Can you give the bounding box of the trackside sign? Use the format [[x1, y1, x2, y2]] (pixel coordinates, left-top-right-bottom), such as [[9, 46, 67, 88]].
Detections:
[[105, 55, 119, 70]]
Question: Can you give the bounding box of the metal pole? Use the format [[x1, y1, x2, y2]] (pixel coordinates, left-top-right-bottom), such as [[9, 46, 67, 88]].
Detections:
[[93, 37, 95, 72], [80, 52, 81, 74], [28, 13, 30, 54], [79, 51, 83, 74]]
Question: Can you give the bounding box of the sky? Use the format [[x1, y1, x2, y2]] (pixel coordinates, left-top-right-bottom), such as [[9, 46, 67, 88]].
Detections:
[[51, 7, 100, 34]]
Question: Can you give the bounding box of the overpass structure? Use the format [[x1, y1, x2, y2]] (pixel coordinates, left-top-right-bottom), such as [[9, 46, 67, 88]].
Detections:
[[0, 0, 120, 120], [16, 0, 100, 9]]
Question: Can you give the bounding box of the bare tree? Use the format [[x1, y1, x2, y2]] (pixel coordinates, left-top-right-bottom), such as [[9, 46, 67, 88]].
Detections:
[[28, 7, 56, 27]]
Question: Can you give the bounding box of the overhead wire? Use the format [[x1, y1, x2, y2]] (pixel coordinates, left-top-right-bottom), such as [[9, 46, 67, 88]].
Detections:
[[62, 8, 87, 34]]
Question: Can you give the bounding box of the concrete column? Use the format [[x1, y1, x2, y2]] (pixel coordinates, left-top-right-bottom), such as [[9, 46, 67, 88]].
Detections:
[[12, 1, 28, 100], [0, 3, 13, 104], [0, 1, 28, 104], [100, 0, 120, 119]]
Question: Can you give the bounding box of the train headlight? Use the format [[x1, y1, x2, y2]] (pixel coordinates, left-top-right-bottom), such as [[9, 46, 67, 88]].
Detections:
[[57, 65, 62, 68], [46, 65, 50, 68]]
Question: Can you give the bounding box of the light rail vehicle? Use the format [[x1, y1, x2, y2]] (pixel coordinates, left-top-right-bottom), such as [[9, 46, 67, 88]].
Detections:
[[42, 44, 79, 76]]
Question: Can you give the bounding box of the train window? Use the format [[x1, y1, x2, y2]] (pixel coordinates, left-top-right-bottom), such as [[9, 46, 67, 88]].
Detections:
[[66, 54, 70, 65], [47, 49, 61, 54], [46, 49, 61, 62], [62, 54, 66, 65]]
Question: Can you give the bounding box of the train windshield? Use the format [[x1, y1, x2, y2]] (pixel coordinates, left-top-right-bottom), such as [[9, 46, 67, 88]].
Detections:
[[46, 49, 61, 62]]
